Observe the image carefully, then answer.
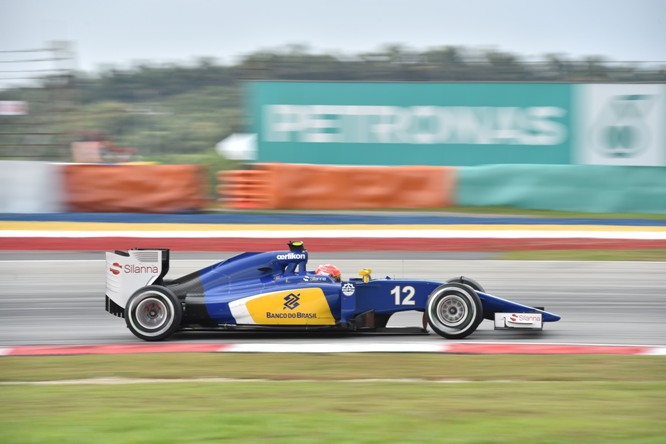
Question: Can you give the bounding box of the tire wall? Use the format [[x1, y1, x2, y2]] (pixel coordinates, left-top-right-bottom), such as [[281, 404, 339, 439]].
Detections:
[[62, 164, 209, 213], [219, 163, 456, 209], [456, 164, 666, 214]]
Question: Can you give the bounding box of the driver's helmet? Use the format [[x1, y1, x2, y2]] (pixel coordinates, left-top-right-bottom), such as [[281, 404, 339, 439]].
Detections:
[[315, 264, 342, 282]]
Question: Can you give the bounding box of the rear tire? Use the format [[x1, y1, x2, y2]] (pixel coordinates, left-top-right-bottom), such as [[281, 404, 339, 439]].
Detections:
[[426, 283, 483, 339], [125, 285, 182, 341]]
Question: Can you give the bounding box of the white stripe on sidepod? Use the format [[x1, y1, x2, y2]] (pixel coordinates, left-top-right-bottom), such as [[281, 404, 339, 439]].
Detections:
[[227, 294, 265, 325]]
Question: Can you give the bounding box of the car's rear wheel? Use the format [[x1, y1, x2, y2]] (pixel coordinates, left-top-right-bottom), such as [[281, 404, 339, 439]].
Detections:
[[426, 283, 483, 339], [125, 285, 182, 341]]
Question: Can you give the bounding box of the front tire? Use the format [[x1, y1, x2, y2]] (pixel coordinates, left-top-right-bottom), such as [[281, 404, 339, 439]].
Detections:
[[446, 276, 485, 293], [125, 285, 182, 341], [426, 283, 483, 339]]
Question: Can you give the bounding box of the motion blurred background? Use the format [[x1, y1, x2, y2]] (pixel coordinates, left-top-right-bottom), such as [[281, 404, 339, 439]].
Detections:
[[2, 4, 665, 443], [1, 0, 665, 214]]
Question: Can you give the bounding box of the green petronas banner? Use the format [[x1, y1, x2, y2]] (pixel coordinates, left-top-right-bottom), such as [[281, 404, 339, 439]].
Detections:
[[246, 81, 666, 166]]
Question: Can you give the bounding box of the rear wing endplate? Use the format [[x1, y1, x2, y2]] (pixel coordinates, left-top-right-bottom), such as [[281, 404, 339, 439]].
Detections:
[[105, 249, 170, 310]]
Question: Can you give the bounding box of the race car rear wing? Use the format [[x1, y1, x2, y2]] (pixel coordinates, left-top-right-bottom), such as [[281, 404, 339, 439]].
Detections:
[[105, 249, 170, 316]]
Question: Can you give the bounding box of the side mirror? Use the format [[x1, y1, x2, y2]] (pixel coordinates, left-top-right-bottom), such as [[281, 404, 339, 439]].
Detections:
[[358, 268, 373, 283]]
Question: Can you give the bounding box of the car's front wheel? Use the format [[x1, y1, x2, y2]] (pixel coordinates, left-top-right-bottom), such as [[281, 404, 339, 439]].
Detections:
[[125, 285, 182, 341], [426, 283, 483, 339], [446, 276, 485, 293]]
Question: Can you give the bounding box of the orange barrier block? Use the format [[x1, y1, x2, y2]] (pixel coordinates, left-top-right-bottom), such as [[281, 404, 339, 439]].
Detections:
[[228, 163, 454, 210], [63, 164, 208, 213], [216, 170, 272, 209]]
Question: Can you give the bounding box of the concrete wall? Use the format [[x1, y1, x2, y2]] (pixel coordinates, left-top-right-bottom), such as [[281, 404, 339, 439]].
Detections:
[[456, 165, 666, 214], [0, 161, 65, 213]]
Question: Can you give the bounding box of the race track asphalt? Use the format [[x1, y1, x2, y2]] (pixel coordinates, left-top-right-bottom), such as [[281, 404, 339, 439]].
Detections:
[[1, 253, 664, 347]]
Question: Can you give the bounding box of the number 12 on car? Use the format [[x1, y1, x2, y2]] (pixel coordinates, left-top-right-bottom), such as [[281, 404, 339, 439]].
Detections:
[[391, 285, 416, 305]]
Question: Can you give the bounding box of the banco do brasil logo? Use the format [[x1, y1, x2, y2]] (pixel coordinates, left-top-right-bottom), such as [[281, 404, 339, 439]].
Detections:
[[593, 94, 655, 158], [283, 293, 300, 310]]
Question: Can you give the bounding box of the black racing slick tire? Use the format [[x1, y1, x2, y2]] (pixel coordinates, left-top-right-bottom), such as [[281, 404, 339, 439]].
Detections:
[[125, 285, 182, 341], [446, 276, 485, 293], [426, 283, 483, 340]]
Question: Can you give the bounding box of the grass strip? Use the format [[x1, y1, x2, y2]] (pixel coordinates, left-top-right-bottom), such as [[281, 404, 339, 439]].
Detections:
[[1, 354, 664, 382], [435, 206, 666, 220], [1, 381, 664, 443], [2, 355, 664, 443], [230, 206, 666, 220], [320, 206, 666, 220], [496, 249, 666, 261]]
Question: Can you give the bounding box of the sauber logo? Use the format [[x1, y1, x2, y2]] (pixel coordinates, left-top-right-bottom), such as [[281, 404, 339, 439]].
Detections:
[[109, 262, 122, 275], [108, 262, 159, 275], [283, 293, 300, 310]]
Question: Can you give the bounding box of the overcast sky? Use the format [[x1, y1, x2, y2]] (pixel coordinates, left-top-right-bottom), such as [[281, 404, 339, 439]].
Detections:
[[1, 0, 665, 74]]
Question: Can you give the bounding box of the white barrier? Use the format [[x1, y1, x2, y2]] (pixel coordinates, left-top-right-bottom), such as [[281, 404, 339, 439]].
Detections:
[[0, 161, 65, 213]]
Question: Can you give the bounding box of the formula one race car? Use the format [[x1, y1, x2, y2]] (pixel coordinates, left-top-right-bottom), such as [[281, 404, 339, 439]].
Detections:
[[105, 242, 560, 341]]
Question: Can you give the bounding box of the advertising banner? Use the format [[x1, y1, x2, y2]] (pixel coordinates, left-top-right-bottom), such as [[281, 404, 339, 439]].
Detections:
[[247, 82, 666, 167], [247, 82, 573, 166], [574, 84, 666, 166]]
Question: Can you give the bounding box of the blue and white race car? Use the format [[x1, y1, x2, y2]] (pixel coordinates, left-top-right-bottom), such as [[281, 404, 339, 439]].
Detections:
[[105, 241, 560, 341]]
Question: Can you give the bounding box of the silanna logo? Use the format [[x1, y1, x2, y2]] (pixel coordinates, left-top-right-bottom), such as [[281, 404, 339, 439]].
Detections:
[[508, 313, 541, 323], [109, 262, 159, 275], [283, 293, 300, 310]]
